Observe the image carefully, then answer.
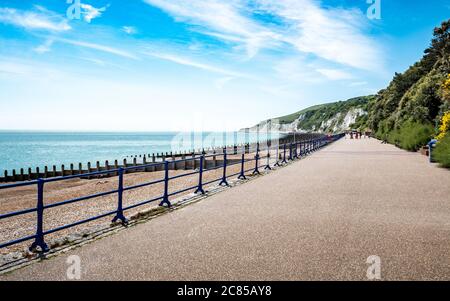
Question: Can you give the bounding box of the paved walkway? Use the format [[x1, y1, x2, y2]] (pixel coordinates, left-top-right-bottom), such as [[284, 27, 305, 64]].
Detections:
[[3, 138, 450, 280]]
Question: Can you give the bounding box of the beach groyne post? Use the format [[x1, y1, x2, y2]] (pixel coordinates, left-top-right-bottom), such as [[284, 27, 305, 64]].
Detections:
[[171, 153, 176, 170], [219, 148, 229, 186], [143, 156, 147, 172], [213, 149, 217, 167], [96, 161, 100, 178], [159, 161, 171, 207], [112, 168, 128, 225], [79, 163, 83, 175], [194, 155, 205, 194], [87, 162, 92, 179], [29, 179, 49, 252], [122, 159, 127, 174], [282, 144, 287, 164], [192, 153, 197, 170], [114, 160, 118, 176], [181, 152, 187, 170]]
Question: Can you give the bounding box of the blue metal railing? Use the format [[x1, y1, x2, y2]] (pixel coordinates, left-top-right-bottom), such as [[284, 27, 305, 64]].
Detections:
[[0, 134, 344, 252]]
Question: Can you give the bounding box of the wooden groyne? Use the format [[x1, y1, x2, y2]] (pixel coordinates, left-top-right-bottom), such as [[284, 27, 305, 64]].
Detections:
[[0, 133, 322, 183]]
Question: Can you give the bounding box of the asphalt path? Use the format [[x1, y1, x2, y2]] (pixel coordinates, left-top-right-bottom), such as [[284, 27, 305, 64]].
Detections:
[[3, 138, 450, 280]]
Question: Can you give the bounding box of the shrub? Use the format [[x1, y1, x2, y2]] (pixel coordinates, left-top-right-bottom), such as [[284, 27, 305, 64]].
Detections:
[[436, 111, 450, 140], [400, 121, 435, 151], [434, 135, 450, 168], [387, 121, 434, 151]]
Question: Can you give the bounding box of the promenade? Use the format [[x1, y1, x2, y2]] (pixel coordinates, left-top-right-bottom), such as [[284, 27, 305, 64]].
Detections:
[[3, 138, 450, 280]]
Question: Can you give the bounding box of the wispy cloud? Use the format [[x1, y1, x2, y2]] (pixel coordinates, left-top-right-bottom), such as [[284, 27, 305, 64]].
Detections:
[[122, 26, 137, 35], [0, 58, 66, 80], [142, 51, 252, 79], [33, 38, 54, 54], [143, 0, 383, 71], [143, 0, 280, 59], [80, 57, 106, 66], [80, 3, 109, 23], [0, 7, 71, 32], [262, 0, 382, 71], [316, 68, 353, 80], [56, 38, 139, 60]]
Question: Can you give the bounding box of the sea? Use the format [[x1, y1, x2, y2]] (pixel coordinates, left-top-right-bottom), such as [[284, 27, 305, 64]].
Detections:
[[0, 131, 283, 174]]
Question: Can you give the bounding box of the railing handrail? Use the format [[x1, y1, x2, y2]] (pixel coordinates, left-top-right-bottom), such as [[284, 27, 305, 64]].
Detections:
[[0, 134, 345, 251]]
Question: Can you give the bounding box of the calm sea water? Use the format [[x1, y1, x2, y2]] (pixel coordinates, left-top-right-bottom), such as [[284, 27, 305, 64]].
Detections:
[[0, 131, 282, 174]]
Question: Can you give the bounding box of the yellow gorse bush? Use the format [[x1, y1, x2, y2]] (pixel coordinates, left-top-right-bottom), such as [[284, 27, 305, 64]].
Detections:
[[437, 111, 450, 140], [443, 74, 450, 101], [437, 74, 450, 140], [443, 74, 450, 90]]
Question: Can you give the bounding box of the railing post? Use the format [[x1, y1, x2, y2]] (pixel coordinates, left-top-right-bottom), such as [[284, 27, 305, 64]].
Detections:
[[219, 149, 229, 186], [238, 152, 247, 180], [253, 146, 260, 175], [282, 143, 287, 163], [159, 161, 171, 207], [194, 155, 205, 194], [112, 168, 128, 225], [29, 179, 49, 252], [274, 145, 281, 167], [265, 144, 272, 170], [289, 143, 293, 160]]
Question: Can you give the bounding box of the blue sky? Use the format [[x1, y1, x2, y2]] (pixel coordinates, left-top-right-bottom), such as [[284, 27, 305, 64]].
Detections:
[[0, 0, 449, 131]]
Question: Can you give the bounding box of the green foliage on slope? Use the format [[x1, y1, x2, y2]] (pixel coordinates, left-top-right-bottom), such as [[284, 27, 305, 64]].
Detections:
[[433, 135, 450, 168], [363, 20, 450, 152], [269, 96, 373, 132]]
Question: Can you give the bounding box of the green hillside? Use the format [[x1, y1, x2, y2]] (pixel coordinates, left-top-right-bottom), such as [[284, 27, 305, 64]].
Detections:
[[254, 19, 450, 167], [255, 96, 373, 133], [359, 20, 450, 166]]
